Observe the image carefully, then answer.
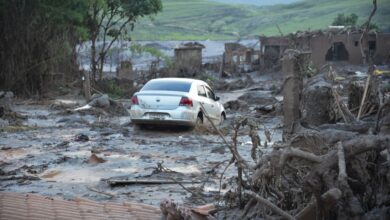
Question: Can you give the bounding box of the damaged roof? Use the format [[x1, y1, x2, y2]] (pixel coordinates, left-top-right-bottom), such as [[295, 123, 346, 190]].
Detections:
[[0, 191, 162, 220], [175, 42, 205, 50]]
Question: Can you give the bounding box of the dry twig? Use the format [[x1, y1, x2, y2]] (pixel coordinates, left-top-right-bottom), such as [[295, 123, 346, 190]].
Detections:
[[245, 190, 295, 220]]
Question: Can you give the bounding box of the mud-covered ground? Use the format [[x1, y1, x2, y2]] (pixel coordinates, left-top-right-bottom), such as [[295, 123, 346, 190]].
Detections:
[[0, 72, 283, 207]]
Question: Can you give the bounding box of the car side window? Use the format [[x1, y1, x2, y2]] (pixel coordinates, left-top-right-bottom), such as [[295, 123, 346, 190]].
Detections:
[[197, 85, 207, 97], [205, 87, 216, 101]]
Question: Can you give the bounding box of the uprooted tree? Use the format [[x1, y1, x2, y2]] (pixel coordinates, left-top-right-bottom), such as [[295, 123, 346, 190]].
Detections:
[[202, 48, 390, 219]]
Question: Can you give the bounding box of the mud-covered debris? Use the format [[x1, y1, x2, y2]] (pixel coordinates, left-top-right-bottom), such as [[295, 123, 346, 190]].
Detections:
[[88, 94, 110, 108], [0, 110, 26, 126], [224, 100, 248, 111], [0, 118, 9, 127], [50, 100, 79, 110], [55, 141, 69, 148], [210, 146, 225, 154], [238, 91, 277, 106], [0, 91, 14, 103], [376, 101, 390, 135], [348, 81, 364, 110], [75, 133, 89, 142], [301, 75, 336, 126], [213, 76, 254, 91], [160, 199, 216, 220], [88, 153, 106, 165], [255, 104, 275, 114], [41, 170, 61, 179]]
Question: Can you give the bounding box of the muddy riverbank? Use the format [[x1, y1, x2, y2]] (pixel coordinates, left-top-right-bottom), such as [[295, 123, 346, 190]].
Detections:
[[0, 72, 283, 207]]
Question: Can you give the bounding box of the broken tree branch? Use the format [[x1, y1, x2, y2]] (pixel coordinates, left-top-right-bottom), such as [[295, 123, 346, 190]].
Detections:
[[276, 24, 284, 36], [279, 147, 323, 169], [218, 158, 234, 201], [199, 103, 252, 176], [87, 187, 116, 198], [332, 87, 355, 123], [245, 190, 295, 220], [357, 66, 374, 120], [329, 66, 355, 123], [359, 0, 377, 64], [337, 142, 347, 183], [305, 135, 390, 191]]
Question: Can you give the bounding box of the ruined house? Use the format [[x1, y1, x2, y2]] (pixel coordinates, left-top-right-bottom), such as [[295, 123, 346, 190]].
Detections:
[[260, 30, 390, 68], [222, 42, 260, 74], [173, 42, 205, 77], [259, 36, 290, 69], [116, 60, 135, 80]]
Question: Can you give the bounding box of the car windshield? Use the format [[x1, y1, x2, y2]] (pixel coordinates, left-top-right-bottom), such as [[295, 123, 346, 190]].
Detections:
[[141, 80, 192, 92]]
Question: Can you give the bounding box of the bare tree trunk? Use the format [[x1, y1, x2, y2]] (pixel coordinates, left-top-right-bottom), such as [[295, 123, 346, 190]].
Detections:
[[219, 52, 225, 77], [91, 38, 98, 82], [83, 71, 91, 100]]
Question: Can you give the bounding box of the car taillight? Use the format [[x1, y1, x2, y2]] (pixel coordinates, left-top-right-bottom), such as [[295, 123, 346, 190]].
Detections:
[[131, 96, 139, 105], [179, 97, 193, 107]]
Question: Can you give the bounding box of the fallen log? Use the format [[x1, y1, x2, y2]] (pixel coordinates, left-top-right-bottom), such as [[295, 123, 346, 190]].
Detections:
[[108, 179, 202, 186]]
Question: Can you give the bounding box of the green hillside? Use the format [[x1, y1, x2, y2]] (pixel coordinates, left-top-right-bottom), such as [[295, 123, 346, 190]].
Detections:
[[131, 0, 390, 40]]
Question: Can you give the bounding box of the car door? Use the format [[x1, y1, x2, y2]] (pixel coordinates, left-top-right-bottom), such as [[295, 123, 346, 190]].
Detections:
[[196, 84, 209, 112], [203, 85, 220, 121]]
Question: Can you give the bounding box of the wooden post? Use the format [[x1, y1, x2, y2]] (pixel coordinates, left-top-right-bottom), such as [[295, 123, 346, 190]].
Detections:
[[357, 65, 375, 120], [219, 52, 225, 77], [282, 50, 303, 141], [83, 71, 91, 100]]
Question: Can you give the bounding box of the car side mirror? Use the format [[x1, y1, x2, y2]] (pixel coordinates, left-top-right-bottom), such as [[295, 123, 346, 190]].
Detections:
[[215, 96, 220, 101]]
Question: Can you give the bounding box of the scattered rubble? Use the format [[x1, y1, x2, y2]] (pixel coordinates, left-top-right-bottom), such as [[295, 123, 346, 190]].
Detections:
[[73, 93, 129, 116], [75, 133, 90, 142], [212, 50, 390, 220], [88, 153, 106, 165], [0, 91, 26, 127], [88, 94, 111, 108]]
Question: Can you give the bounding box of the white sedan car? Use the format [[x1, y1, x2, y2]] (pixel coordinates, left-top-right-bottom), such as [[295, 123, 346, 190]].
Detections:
[[130, 78, 225, 128]]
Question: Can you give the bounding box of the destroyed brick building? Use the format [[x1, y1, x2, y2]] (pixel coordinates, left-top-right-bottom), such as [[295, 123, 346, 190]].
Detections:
[[259, 36, 290, 69], [222, 42, 260, 75], [116, 60, 134, 80], [173, 42, 205, 77], [260, 30, 390, 68]]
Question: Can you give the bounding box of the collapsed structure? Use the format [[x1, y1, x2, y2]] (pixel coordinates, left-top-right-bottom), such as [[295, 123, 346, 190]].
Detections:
[[260, 29, 390, 68], [173, 42, 205, 77], [222, 42, 260, 74]]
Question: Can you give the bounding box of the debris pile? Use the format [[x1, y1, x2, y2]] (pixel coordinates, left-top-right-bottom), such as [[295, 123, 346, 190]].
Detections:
[[0, 91, 26, 127], [212, 52, 390, 219], [74, 93, 129, 116]]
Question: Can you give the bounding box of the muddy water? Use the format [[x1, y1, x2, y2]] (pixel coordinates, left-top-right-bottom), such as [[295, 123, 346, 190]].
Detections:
[[0, 78, 282, 206]]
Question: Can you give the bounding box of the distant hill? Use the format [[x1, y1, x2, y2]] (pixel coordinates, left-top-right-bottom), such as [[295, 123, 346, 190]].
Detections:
[[208, 0, 300, 6], [131, 0, 390, 40]]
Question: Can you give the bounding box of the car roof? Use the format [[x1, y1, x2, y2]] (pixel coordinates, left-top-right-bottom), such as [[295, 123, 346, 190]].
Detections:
[[148, 77, 205, 85]]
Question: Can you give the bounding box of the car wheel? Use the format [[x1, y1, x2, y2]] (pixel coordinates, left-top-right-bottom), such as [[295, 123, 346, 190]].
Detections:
[[134, 124, 146, 130], [196, 115, 203, 127], [220, 113, 225, 125]]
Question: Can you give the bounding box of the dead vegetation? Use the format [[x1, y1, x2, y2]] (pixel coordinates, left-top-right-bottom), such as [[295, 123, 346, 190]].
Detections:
[[209, 60, 390, 219]]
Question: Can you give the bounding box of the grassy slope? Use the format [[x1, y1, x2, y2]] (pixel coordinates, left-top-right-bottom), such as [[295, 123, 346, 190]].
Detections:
[[131, 0, 390, 40]]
